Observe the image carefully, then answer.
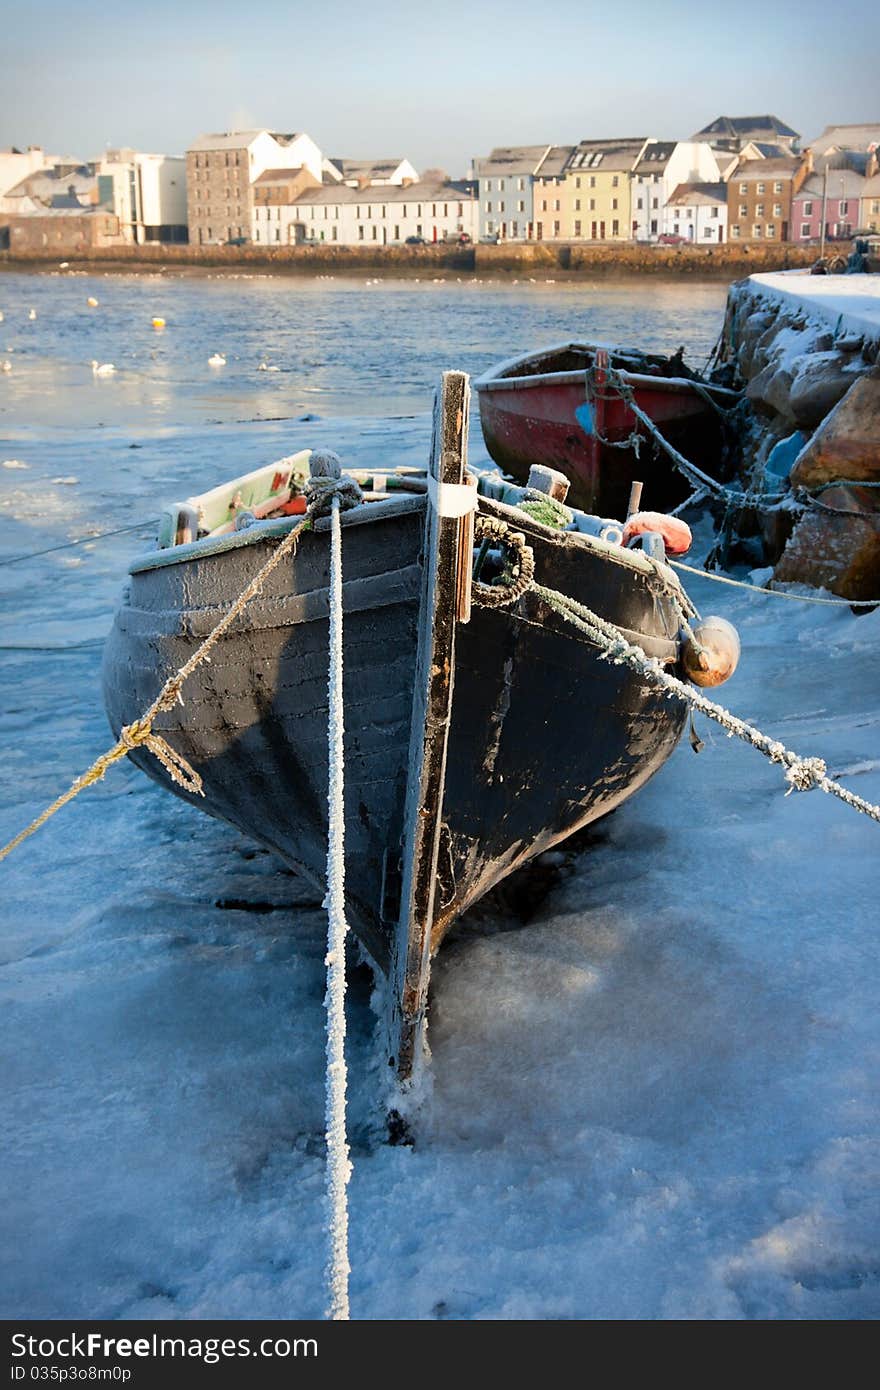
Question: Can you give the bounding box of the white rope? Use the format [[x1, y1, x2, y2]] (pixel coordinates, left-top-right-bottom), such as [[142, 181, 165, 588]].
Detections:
[[530, 582, 880, 824], [324, 494, 352, 1320], [670, 559, 880, 609]]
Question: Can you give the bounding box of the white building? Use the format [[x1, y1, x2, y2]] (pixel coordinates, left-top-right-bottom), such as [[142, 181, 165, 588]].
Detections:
[[0, 147, 53, 203], [259, 179, 477, 247], [631, 141, 721, 240], [187, 130, 335, 245], [664, 182, 728, 242], [98, 150, 188, 242]]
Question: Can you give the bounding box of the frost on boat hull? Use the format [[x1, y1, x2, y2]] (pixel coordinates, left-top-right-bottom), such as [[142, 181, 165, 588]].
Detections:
[[102, 373, 688, 1078], [474, 341, 737, 517]]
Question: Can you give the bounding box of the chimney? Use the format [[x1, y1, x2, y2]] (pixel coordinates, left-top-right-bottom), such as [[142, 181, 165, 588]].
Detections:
[[867, 149, 878, 180], [801, 146, 814, 176]]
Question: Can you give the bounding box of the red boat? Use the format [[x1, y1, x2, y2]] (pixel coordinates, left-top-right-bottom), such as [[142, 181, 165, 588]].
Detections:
[[474, 341, 740, 516]]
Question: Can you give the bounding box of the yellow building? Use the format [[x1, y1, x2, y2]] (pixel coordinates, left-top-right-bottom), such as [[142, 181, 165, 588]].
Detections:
[[531, 147, 574, 239], [562, 139, 648, 240]]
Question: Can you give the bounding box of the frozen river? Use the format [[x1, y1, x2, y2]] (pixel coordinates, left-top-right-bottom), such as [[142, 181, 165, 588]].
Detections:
[[1, 268, 878, 1320]]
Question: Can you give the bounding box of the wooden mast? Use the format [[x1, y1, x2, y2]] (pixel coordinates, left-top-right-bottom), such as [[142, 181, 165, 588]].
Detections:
[[388, 370, 470, 1080]]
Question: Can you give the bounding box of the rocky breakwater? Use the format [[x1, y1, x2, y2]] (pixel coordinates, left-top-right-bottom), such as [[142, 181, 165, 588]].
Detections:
[[725, 272, 880, 600]]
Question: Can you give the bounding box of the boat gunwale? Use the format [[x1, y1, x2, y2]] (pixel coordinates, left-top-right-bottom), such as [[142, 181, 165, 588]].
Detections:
[[472, 339, 740, 402]]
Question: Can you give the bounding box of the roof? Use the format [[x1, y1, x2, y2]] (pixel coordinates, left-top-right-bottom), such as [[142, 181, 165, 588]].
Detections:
[[536, 146, 574, 178], [291, 178, 476, 208], [863, 172, 880, 196], [750, 142, 790, 158], [667, 181, 727, 207], [633, 141, 677, 173], [331, 158, 408, 178], [694, 115, 800, 141], [253, 167, 308, 184], [796, 169, 867, 199], [808, 124, 880, 155], [733, 158, 801, 182], [566, 139, 648, 173], [473, 146, 554, 177], [188, 131, 303, 152]]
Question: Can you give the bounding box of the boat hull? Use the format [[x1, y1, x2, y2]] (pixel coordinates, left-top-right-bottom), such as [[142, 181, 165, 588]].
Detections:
[[475, 344, 733, 516], [103, 496, 686, 980]]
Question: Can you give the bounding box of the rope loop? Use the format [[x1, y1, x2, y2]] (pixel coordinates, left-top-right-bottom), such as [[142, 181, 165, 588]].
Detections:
[[471, 516, 535, 609], [305, 475, 364, 517], [785, 757, 828, 794]]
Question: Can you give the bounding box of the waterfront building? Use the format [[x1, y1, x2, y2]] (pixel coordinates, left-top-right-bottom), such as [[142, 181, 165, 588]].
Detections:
[[0, 147, 54, 201], [860, 169, 880, 233], [630, 141, 720, 241], [97, 150, 187, 243], [792, 152, 874, 243], [282, 179, 477, 246], [562, 139, 648, 241], [726, 155, 809, 242], [186, 130, 327, 245], [252, 167, 324, 245], [473, 146, 561, 241], [0, 202, 123, 254], [664, 182, 728, 242], [531, 148, 575, 240], [692, 115, 801, 154]]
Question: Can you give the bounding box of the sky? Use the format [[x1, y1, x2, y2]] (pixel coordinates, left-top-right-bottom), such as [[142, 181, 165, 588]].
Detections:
[[2, 0, 877, 176]]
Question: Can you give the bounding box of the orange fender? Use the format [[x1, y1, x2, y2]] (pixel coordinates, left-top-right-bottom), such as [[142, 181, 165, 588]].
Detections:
[[622, 510, 692, 555]]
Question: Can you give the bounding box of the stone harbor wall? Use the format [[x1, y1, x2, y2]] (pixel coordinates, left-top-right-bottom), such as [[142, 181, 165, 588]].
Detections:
[[723, 273, 880, 600]]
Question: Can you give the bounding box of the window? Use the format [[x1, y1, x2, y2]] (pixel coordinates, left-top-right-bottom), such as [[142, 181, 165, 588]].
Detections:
[[739, 204, 747, 217], [511, 222, 518, 238], [773, 181, 782, 194], [651, 197, 658, 209], [553, 220, 560, 236], [756, 204, 764, 217], [589, 198, 596, 211], [753, 224, 762, 238], [394, 225, 399, 240], [612, 175, 619, 187], [636, 197, 643, 209], [499, 179, 505, 190], [358, 225, 364, 240], [773, 203, 782, 217], [731, 224, 740, 238], [576, 176, 581, 189], [766, 224, 776, 238], [432, 204, 437, 216], [575, 199, 581, 211], [517, 178, 524, 190], [612, 198, 618, 210], [499, 201, 505, 213], [589, 176, 596, 188], [650, 218, 657, 234], [801, 223, 811, 237], [711, 207, 718, 218], [803, 201, 813, 215], [541, 199, 547, 212], [517, 200, 524, 212], [612, 219, 619, 236], [275, 228, 280, 242], [486, 201, 492, 213], [332, 226, 337, 241], [840, 200, 848, 215], [485, 179, 492, 192], [574, 220, 581, 236], [554, 199, 560, 211], [372, 226, 378, 240]]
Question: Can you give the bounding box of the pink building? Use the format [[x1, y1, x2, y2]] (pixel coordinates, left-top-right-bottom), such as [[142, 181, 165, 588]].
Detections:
[[792, 152, 876, 242]]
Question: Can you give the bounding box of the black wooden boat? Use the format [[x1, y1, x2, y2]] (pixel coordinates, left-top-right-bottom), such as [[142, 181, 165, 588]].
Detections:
[[103, 373, 697, 1078]]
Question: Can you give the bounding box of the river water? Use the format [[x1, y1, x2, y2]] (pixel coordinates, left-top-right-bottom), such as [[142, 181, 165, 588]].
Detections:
[[4, 269, 878, 1322]]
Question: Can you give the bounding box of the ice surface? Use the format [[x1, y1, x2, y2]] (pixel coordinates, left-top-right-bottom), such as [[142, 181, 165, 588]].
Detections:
[[1, 271, 878, 1321], [746, 272, 880, 344]]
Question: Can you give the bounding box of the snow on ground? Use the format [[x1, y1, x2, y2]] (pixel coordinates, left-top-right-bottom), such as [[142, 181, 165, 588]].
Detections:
[[1, 272, 879, 1321], [746, 271, 880, 344]]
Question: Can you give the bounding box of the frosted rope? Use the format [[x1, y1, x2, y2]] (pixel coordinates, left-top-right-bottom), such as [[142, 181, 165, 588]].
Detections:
[[530, 582, 880, 824], [324, 494, 352, 1321], [670, 559, 880, 609]]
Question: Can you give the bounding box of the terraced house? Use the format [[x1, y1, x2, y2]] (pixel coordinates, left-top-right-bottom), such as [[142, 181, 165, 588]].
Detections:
[[727, 155, 808, 242], [630, 141, 721, 241], [562, 138, 648, 240], [473, 146, 562, 240]]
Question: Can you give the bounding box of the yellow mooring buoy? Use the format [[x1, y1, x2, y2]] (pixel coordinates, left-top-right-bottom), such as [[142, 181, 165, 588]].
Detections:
[[151, 317, 166, 329]]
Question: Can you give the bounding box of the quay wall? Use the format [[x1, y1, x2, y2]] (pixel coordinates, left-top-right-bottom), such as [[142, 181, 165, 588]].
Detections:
[[724, 273, 880, 599], [0, 241, 819, 279]]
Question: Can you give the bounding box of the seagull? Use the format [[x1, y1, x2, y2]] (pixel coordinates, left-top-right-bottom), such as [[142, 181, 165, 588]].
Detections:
[[28, 309, 37, 321], [208, 353, 226, 367], [87, 297, 99, 307], [1, 361, 11, 373], [91, 360, 116, 377]]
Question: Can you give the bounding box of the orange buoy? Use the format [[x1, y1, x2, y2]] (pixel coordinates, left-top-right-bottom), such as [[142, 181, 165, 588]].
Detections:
[[151, 317, 166, 329], [681, 616, 740, 688], [623, 510, 692, 555]]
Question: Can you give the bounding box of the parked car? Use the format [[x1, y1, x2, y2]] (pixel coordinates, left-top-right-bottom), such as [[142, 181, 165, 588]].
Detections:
[[405, 235, 426, 245], [225, 236, 249, 247], [657, 233, 688, 245], [480, 234, 500, 244]]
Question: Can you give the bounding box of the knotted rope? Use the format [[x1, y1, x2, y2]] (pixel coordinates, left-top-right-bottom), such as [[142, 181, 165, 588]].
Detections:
[[471, 519, 880, 824]]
